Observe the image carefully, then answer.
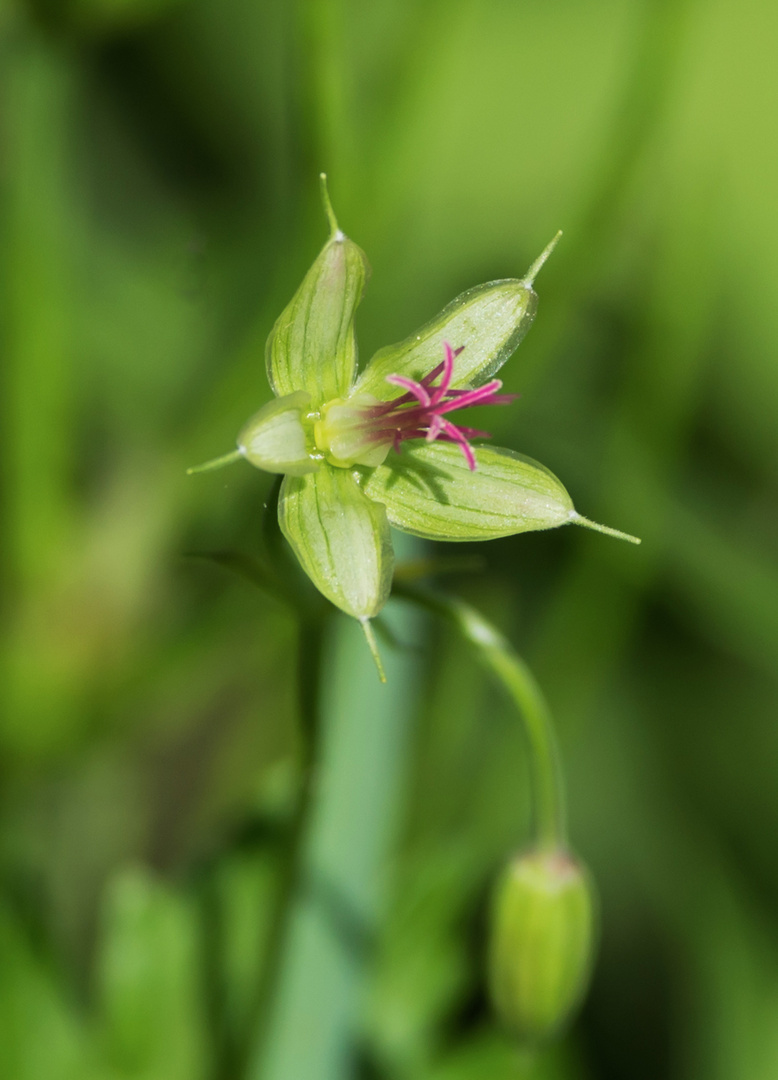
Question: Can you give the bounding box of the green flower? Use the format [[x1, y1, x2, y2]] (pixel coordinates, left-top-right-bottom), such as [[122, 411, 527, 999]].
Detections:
[[190, 178, 638, 663]]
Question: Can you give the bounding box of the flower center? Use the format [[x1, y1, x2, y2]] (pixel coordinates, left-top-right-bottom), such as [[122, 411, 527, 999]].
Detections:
[[313, 393, 393, 468], [313, 342, 516, 471]]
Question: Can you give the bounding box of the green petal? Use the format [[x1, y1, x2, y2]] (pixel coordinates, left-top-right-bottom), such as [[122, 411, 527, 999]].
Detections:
[[362, 442, 575, 541], [353, 279, 537, 398], [266, 225, 370, 406], [278, 464, 394, 618]]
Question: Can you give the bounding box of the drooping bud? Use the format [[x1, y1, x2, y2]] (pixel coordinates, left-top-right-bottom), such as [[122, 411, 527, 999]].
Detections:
[[488, 849, 596, 1042], [238, 391, 319, 476]]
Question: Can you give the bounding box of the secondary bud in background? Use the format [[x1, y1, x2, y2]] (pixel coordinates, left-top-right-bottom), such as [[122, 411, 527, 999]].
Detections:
[[488, 849, 596, 1041]]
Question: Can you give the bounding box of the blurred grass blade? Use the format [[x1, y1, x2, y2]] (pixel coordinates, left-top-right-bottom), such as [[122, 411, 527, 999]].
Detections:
[[0, 903, 89, 1080], [2, 37, 75, 588], [249, 595, 423, 1080], [96, 867, 210, 1080]]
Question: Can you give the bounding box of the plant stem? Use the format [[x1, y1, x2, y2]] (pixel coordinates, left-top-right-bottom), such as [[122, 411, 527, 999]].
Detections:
[[395, 585, 567, 852]]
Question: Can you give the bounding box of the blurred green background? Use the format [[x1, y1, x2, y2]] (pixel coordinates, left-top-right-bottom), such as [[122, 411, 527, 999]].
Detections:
[[2, 0, 778, 1077]]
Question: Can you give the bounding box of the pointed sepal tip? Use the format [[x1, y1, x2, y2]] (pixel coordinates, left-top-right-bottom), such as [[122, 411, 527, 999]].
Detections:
[[523, 230, 563, 287], [360, 618, 387, 683], [571, 512, 641, 545], [187, 449, 244, 476]]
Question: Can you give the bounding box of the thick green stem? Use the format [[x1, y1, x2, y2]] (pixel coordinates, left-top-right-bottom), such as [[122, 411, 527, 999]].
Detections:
[[395, 585, 567, 851]]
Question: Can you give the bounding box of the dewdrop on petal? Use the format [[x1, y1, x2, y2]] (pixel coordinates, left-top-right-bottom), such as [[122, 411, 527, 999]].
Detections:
[[488, 848, 596, 1042]]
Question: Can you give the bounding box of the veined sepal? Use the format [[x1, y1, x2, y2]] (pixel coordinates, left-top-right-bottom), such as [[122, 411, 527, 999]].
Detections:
[[354, 279, 538, 398], [278, 464, 394, 621], [363, 442, 576, 541], [352, 234, 561, 400], [363, 442, 641, 545], [266, 177, 370, 406], [238, 391, 319, 476]]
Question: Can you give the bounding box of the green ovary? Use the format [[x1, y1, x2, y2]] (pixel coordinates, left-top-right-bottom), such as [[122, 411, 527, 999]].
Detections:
[[313, 394, 393, 468]]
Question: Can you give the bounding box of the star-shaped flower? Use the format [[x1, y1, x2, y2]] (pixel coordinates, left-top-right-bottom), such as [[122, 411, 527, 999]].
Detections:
[[190, 178, 638, 667]]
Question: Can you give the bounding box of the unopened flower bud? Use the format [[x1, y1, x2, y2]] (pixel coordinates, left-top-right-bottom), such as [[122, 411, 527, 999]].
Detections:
[[488, 849, 596, 1041]]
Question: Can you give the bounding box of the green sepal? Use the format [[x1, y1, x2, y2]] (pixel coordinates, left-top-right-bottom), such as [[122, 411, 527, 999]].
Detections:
[[238, 391, 319, 476], [353, 279, 537, 398], [278, 464, 394, 619], [266, 227, 370, 406], [362, 442, 574, 541]]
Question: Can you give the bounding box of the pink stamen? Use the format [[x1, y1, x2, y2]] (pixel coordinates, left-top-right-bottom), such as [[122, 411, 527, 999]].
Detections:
[[350, 342, 516, 471], [440, 418, 477, 470], [385, 373, 432, 407], [425, 414, 444, 441], [436, 380, 504, 412], [429, 342, 456, 405]]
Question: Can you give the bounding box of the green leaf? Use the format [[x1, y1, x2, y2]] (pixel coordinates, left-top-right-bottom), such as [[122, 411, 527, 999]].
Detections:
[[363, 442, 575, 541], [266, 230, 370, 406], [278, 464, 394, 618], [353, 279, 537, 398], [0, 902, 89, 1080]]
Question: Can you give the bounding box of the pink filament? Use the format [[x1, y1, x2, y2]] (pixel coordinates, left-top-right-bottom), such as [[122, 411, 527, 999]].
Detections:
[[372, 342, 516, 470]]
